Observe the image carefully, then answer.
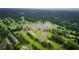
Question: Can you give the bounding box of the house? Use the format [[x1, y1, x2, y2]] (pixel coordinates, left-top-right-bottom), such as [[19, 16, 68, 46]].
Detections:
[[22, 26, 30, 31]]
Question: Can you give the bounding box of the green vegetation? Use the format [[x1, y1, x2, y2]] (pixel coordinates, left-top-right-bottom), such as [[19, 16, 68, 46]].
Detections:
[[0, 16, 79, 50]]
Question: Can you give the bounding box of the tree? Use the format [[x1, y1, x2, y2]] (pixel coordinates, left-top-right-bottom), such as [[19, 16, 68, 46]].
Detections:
[[64, 40, 79, 50], [0, 25, 9, 38], [20, 16, 25, 24]]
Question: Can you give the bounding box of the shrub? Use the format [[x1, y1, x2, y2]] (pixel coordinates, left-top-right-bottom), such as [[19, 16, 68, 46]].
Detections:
[[64, 40, 79, 50]]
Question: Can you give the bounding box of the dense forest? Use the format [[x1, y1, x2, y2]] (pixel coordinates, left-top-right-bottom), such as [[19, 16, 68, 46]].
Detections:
[[0, 8, 79, 50]]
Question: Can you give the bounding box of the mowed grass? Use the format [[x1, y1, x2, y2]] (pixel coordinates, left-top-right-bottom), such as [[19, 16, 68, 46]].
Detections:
[[31, 29, 42, 38], [14, 30, 64, 50], [47, 33, 65, 50], [45, 39, 65, 50], [19, 30, 48, 50]]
